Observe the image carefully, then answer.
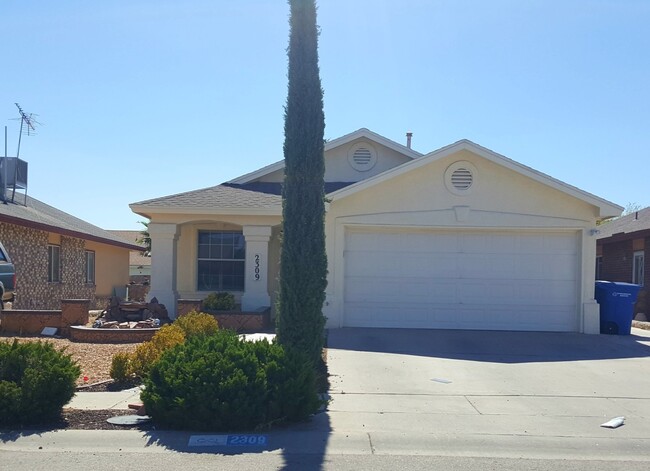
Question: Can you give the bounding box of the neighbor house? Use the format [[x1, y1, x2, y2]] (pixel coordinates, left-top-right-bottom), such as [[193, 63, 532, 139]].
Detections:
[[130, 128, 621, 333], [108, 230, 152, 283], [0, 190, 143, 310], [596, 207, 649, 320]]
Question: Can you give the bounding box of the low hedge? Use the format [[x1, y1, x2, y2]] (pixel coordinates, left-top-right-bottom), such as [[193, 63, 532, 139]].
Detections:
[[141, 329, 321, 431], [0, 340, 80, 426]]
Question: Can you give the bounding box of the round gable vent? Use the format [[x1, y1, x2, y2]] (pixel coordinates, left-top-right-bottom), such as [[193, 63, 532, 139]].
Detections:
[[445, 161, 477, 196], [451, 168, 473, 190], [348, 143, 377, 172]]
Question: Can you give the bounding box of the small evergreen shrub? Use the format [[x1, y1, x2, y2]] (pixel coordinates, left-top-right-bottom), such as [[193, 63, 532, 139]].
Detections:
[[202, 292, 236, 311], [174, 310, 219, 337], [109, 352, 131, 383], [141, 330, 321, 431], [0, 340, 80, 426], [129, 324, 186, 379]]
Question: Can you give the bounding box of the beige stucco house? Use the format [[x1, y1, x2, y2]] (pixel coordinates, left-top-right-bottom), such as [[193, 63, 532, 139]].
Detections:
[[130, 128, 621, 333]]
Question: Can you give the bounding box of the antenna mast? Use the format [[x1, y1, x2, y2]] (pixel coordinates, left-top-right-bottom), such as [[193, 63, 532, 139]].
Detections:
[[15, 103, 39, 158]]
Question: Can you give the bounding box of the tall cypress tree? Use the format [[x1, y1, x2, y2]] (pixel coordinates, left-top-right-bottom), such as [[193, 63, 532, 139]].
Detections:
[[276, 0, 327, 366]]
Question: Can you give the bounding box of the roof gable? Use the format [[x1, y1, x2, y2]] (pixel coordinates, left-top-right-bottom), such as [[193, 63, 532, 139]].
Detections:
[[328, 139, 622, 219], [230, 128, 422, 184]]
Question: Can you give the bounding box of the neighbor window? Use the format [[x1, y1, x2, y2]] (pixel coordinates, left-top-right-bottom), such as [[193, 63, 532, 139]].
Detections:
[[85, 250, 95, 284], [633, 251, 644, 286], [595, 256, 603, 280], [47, 244, 61, 283], [197, 231, 245, 291]]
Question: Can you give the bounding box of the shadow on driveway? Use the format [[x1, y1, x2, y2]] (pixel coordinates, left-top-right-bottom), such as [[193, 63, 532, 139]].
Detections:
[[327, 327, 650, 364]]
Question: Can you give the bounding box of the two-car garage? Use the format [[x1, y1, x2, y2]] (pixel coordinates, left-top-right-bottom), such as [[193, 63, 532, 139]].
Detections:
[[343, 228, 579, 332]]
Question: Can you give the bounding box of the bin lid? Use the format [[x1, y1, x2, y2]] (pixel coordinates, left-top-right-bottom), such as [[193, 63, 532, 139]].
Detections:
[[595, 280, 641, 298]]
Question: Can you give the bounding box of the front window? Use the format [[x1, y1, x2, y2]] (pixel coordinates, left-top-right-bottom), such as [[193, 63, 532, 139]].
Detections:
[[197, 231, 245, 291], [48, 244, 61, 283], [85, 250, 95, 284], [633, 251, 644, 286]]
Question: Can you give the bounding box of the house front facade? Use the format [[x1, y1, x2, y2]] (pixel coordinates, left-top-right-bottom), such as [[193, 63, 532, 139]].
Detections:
[[596, 207, 649, 320], [131, 129, 621, 333]]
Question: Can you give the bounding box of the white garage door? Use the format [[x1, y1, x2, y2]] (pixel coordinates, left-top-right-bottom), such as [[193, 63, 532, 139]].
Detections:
[[343, 229, 579, 331]]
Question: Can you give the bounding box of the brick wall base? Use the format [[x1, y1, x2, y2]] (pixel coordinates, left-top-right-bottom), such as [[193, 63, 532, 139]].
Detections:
[[0, 299, 90, 337], [0, 310, 63, 336], [69, 326, 157, 343]]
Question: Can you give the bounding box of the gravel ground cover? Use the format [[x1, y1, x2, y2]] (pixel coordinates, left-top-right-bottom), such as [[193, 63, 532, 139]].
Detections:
[[0, 334, 140, 387]]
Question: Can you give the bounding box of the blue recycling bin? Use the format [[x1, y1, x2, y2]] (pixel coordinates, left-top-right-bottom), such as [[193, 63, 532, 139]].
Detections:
[[595, 281, 641, 335]]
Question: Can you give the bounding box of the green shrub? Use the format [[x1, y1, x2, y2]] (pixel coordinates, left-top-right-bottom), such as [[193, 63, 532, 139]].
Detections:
[[174, 310, 219, 337], [202, 292, 236, 311], [141, 330, 321, 431], [130, 324, 186, 379], [0, 340, 80, 426], [109, 352, 131, 383]]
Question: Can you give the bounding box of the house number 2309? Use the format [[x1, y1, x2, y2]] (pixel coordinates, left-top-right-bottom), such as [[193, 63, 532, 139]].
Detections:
[[254, 254, 261, 281]]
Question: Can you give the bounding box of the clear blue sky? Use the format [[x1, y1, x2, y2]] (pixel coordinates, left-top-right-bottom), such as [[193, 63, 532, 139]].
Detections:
[[3, 0, 649, 230]]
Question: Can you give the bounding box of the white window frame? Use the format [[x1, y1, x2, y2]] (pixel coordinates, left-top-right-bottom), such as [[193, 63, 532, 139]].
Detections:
[[47, 244, 61, 283], [197, 231, 246, 291], [85, 250, 95, 284], [633, 250, 644, 286]]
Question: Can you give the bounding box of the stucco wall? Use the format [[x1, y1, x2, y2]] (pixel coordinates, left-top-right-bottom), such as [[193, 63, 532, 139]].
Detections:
[[169, 218, 282, 303], [85, 240, 130, 299], [257, 139, 412, 184]]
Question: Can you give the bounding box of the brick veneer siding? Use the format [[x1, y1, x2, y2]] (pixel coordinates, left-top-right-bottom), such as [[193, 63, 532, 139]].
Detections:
[[0, 299, 89, 336], [69, 326, 157, 343], [0, 310, 62, 336], [177, 299, 203, 317], [0, 222, 96, 309], [599, 238, 648, 319], [176, 300, 270, 332]]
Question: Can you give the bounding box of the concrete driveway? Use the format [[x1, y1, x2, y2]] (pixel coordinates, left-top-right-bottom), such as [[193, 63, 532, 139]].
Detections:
[[324, 327, 650, 458]]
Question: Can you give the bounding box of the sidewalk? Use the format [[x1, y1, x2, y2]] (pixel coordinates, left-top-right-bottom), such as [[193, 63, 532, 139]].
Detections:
[[67, 385, 143, 410]]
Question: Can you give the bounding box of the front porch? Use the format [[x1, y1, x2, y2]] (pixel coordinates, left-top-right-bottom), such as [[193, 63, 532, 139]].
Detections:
[[146, 221, 281, 319]]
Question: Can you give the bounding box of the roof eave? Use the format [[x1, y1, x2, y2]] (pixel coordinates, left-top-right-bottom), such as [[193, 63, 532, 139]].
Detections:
[[129, 204, 283, 218], [0, 213, 143, 251]]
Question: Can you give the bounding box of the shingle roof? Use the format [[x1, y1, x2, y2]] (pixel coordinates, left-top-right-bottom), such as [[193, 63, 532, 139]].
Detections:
[[132, 184, 283, 210], [597, 207, 650, 239], [0, 192, 143, 251], [130, 182, 355, 211]]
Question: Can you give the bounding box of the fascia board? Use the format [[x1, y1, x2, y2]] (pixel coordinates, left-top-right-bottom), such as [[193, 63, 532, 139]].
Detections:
[[229, 160, 285, 184], [329, 139, 623, 218], [230, 128, 422, 184], [129, 205, 282, 217]]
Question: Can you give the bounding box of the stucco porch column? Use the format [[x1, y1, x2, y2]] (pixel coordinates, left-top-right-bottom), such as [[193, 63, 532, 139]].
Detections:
[[241, 225, 272, 311], [147, 223, 179, 319]]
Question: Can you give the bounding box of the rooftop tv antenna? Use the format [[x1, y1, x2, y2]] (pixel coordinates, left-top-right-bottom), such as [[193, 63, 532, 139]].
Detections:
[[14, 103, 40, 158], [2, 103, 39, 204]]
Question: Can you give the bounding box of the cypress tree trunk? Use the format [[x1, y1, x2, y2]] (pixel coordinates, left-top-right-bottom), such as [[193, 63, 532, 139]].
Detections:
[[276, 0, 327, 366]]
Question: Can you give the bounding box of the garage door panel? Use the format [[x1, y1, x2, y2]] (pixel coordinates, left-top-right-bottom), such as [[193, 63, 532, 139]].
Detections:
[[344, 229, 578, 332]]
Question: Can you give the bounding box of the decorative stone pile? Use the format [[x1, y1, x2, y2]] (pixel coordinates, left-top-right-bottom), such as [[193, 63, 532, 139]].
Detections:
[[93, 296, 169, 329]]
